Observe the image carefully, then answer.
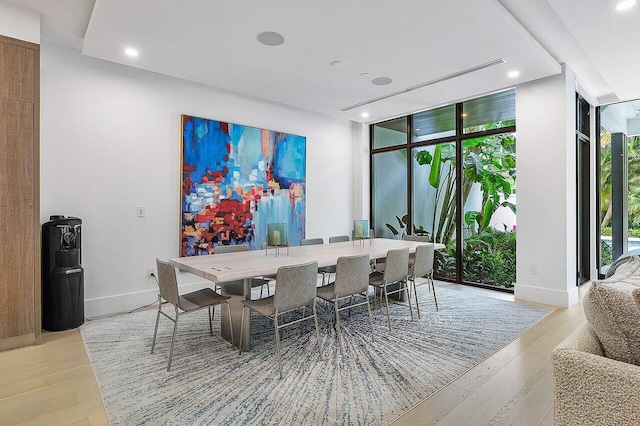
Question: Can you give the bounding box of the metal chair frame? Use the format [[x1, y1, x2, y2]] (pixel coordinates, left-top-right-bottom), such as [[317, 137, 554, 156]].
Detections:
[[408, 244, 439, 318], [151, 259, 234, 371], [369, 248, 413, 332], [317, 254, 374, 355], [239, 261, 323, 379]]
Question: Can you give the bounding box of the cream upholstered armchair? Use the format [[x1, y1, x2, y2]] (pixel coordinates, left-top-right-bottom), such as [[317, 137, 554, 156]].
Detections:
[[553, 256, 640, 425], [552, 323, 640, 426]]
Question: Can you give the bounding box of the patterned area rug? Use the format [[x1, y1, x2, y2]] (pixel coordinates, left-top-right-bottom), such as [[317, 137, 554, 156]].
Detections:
[[81, 287, 553, 425]]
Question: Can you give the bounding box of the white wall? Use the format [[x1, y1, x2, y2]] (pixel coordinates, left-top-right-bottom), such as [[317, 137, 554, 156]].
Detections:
[[515, 65, 579, 307], [0, 1, 40, 44], [40, 43, 364, 318]]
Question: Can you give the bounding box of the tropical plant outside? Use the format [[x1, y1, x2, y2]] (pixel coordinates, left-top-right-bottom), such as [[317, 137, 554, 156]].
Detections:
[[413, 125, 516, 288], [599, 132, 640, 266]]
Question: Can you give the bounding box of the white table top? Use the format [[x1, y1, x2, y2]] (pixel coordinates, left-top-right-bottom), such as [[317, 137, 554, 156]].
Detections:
[[170, 238, 445, 284]]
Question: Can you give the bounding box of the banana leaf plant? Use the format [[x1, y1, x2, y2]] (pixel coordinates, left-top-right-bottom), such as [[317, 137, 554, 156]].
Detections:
[[414, 131, 516, 246]]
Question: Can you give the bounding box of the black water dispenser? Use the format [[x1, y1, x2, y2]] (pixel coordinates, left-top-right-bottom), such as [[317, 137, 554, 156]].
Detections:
[[42, 215, 84, 331]]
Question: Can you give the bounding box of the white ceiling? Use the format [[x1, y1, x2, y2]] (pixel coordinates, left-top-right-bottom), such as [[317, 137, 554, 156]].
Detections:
[[6, 0, 640, 124]]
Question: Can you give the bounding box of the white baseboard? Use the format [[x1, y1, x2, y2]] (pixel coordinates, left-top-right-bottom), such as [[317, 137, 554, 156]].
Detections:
[[514, 283, 579, 307], [84, 280, 212, 319]]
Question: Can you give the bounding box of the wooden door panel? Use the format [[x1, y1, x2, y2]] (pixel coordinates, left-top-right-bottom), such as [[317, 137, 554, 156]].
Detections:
[[0, 43, 35, 103], [0, 99, 34, 339]]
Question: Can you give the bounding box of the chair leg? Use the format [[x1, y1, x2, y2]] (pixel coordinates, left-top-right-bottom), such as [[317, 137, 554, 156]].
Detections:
[[239, 306, 247, 355], [349, 295, 354, 317], [274, 315, 284, 379], [312, 304, 323, 361], [225, 301, 234, 347], [167, 308, 179, 372], [431, 275, 439, 311], [260, 283, 264, 299], [383, 285, 392, 332], [151, 296, 162, 354], [334, 300, 343, 355], [365, 294, 375, 342], [412, 279, 422, 319], [208, 306, 213, 336], [404, 280, 414, 321]]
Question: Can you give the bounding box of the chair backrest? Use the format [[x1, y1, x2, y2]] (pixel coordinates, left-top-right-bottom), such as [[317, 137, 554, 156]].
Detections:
[[274, 261, 318, 313], [413, 244, 435, 278], [156, 259, 180, 306], [214, 244, 249, 254], [329, 235, 349, 243], [333, 254, 370, 298], [301, 238, 324, 246], [383, 248, 410, 283], [402, 234, 430, 243], [267, 223, 288, 246]]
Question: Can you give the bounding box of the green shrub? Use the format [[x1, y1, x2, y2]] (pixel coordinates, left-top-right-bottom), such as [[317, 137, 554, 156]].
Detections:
[[600, 240, 613, 265], [600, 227, 640, 238], [434, 229, 516, 288]]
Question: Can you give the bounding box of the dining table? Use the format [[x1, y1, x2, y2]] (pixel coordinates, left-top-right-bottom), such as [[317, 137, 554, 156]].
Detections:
[[170, 238, 445, 350]]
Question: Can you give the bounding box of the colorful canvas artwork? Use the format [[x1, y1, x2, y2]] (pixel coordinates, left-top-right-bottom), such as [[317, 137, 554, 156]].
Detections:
[[181, 115, 306, 256]]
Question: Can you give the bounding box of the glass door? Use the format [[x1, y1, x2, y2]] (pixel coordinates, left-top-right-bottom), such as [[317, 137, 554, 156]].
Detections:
[[577, 95, 591, 285], [598, 99, 640, 275]]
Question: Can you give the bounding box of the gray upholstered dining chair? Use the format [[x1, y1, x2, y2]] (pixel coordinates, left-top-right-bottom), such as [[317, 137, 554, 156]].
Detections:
[[301, 237, 333, 286], [239, 261, 324, 379], [402, 233, 430, 260], [301, 237, 324, 246], [328, 235, 349, 243], [151, 259, 234, 371], [317, 235, 350, 284], [316, 254, 374, 354], [214, 244, 271, 298], [408, 244, 438, 317], [402, 233, 431, 272], [368, 248, 413, 332]]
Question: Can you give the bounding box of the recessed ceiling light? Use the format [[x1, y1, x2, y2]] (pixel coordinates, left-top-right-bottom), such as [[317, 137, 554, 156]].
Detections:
[[257, 31, 285, 46], [361, 112, 370, 118], [331, 60, 346, 67], [125, 47, 139, 57], [361, 72, 370, 77], [371, 77, 392, 86], [616, 0, 636, 11], [508, 70, 520, 78]]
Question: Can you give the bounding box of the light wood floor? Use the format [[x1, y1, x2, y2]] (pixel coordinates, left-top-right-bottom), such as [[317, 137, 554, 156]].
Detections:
[[0, 282, 587, 425]]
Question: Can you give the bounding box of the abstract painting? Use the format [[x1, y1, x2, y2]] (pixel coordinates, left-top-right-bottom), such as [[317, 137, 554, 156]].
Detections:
[[181, 115, 306, 256]]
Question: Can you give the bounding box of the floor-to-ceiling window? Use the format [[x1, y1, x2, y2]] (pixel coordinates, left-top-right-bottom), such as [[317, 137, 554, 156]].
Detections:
[[371, 117, 408, 240], [599, 99, 640, 274], [371, 89, 516, 291], [410, 105, 457, 280]]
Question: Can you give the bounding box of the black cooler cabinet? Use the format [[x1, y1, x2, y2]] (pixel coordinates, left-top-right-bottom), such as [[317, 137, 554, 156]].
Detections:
[[42, 215, 84, 331]]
